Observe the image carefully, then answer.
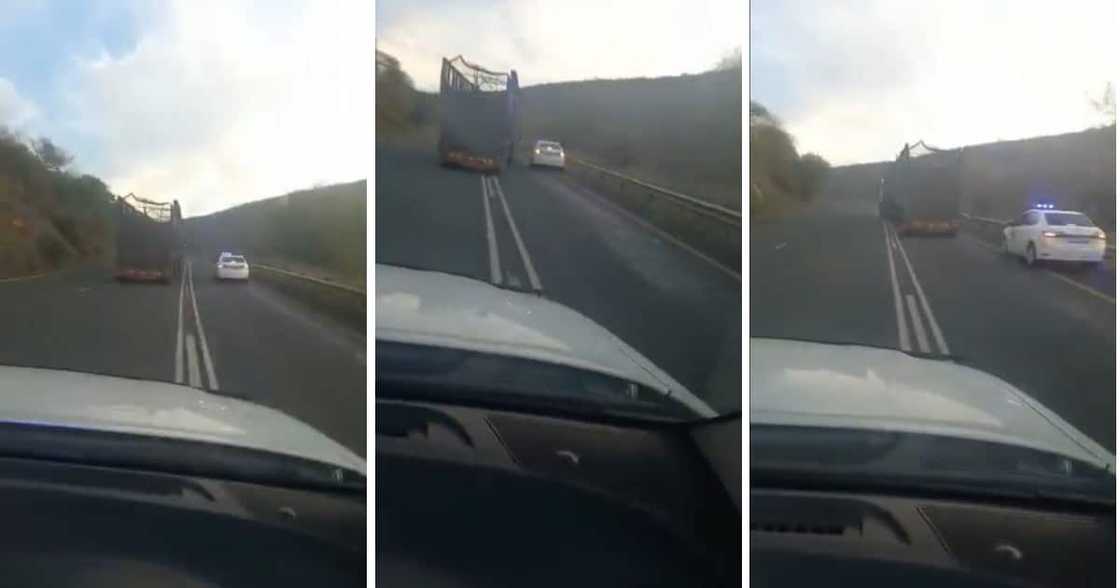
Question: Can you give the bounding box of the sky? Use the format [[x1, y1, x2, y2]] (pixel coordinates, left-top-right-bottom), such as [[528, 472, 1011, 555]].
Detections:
[[750, 0, 1117, 165], [0, 0, 371, 216], [375, 0, 744, 91]]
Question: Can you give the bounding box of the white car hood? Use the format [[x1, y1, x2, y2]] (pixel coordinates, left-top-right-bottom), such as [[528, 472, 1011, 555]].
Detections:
[[0, 365, 365, 475], [376, 264, 716, 417], [751, 338, 1114, 470]]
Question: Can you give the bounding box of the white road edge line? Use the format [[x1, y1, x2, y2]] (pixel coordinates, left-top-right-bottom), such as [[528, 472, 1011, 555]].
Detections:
[[187, 261, 220, 390], [905, 294, 931, 353], [891, 228, 951, 355], [967, 234, 1116, 304], [1044, 270, 1117, 304], [490, 175, 543, 291], [174, 261, 186, 384], [882, 223, 912, 352], [563, 175, 740, 283], [480, 176, 502, 285], [185, 333, 202, 388]]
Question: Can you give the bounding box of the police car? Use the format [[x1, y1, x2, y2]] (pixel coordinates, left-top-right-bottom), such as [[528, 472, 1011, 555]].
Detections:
[[1002, 204, 1107, 267], [215, 252, 250, 280]]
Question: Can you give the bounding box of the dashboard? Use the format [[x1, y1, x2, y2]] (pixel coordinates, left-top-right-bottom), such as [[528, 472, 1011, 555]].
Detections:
[[376, 398, 741, 587], [751, 488, 1114, 588], [0, 455, 365, 587]]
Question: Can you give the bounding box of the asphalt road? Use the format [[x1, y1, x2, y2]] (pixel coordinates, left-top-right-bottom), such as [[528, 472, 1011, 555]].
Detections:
[[376, 144, 742, 413], [0, 260, 367, 456], [751, 187, 1116, 451]]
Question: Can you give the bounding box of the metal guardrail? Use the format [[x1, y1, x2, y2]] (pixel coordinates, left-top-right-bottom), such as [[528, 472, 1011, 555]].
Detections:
[[254, 264, 365, 295], [569, 158, 741, 226], [960, 213, 1115, 258]]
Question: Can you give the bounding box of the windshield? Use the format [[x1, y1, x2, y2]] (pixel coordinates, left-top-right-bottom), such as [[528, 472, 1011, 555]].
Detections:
[[750, 0, 1115, 498], [0, 3, 369, 473], [375, 2, 742, 422], [1045, 212, 1095, 227]]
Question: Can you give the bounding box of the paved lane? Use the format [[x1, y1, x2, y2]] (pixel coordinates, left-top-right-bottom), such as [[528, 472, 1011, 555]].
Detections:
[[376, 144, 742, 412], [751, 184, 1116, 450], [0, 259, 367, 456]]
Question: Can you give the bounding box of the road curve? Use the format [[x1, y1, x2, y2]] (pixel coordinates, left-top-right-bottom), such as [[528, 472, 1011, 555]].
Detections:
[[0, 259, 367, 456], [751, 187, 1116, 451], [376, 144, 742, 413]]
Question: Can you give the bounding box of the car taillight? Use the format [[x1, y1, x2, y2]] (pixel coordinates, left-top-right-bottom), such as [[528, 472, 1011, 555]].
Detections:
[[1043, 231, 1059, 238]]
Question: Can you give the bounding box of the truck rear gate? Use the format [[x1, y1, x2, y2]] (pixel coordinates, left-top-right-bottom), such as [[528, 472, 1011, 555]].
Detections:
[[115, 194, 182, 284], [438, 55, 519, 173], [881, 140, 962, 237]]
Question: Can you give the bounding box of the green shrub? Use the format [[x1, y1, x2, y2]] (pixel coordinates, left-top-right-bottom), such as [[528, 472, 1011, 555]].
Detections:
[[36, 233, 69, 267], [796, 153, 831, 200]]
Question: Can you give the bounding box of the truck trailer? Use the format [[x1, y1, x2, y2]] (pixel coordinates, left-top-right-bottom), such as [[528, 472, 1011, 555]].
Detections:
[[437, 55, 520, 173], [879, 141, 962, 236], [115, 194, 182, 283]]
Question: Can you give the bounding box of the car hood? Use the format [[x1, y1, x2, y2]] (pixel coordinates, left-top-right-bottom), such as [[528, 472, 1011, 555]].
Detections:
[[376, 264, 716, 417], [0, 365, 365, 475], [750, 338, 1114, 471]]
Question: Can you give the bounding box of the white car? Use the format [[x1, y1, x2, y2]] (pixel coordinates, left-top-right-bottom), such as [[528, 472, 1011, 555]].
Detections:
[[1002, 208, 1107, 266], [530, 140, 565, 169], [216, 253, 250, 280]]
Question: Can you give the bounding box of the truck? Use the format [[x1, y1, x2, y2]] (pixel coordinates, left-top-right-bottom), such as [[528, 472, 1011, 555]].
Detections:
[[115, 193, 182, 283], [437, 55, 519, 173], [879, 140, 962, 236]]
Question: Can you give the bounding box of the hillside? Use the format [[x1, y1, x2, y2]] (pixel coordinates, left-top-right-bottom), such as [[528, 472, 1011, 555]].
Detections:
[[376, 51, 742, 209], [185, 180, 366, 286], [960, 126, 1115, 228], [518, 69, 742, 209], [0, 128, 116, 279]]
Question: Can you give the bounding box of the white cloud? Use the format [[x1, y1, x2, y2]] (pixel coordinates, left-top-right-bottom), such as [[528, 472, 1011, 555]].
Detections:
[[0, 77, 39, 129], [377, 0, 744, 91], [65, 0, 372, 216], [752, 0, 1116, 164]]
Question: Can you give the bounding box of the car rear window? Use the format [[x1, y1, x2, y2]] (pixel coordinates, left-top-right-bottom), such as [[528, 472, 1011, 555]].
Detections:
[[1044, 212, 1094, 227], [229, 256, 246, 263]]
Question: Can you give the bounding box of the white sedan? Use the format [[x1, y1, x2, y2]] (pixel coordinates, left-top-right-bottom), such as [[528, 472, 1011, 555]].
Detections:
[[1002, 208, 1107, 266], [530, 140, 565, 169], [215, 253, 250, 280]]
